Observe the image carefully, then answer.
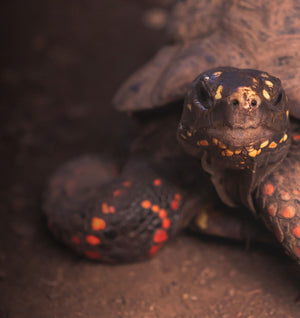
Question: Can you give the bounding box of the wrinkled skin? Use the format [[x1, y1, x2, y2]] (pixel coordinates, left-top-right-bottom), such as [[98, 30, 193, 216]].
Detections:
[[43, 67, 300, 264]]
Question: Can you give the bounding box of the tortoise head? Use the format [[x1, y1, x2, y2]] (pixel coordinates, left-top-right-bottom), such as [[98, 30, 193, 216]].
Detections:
[[178, 67, 291, 210]]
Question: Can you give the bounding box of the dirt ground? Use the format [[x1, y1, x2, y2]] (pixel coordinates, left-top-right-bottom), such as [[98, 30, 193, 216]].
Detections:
[[0, 1, 299, 317]]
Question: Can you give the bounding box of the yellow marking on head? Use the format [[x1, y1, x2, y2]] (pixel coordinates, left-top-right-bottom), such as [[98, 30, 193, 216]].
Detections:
[[260, 140, 269, 148], [248, 149, 258, 157], [283, 133, 288, 141], [197, 140, 209, 146], [187, 131, 192, 137], [261, 73, 269, 78], [224, 149, 234, 156], [265, 80, 273, 88], [187, 104, 192, 111], [262, 89, 270, 100], [218, 141, 227, 149], [252, 78, 258, 84], [180, 134, 187, 140], [246, 146, 254, 152], [257, 148, 261, 155], [234, 149, 242, 154], [221, 150, 226, 156], [212, 138, 218, 145], [204, 76, 210, 81], [268, 141, 277, 148], [215, 85, 223, 100], [195, 210, 208, 230], [286, 110, 289, 117], [213, 71, 222, 77]]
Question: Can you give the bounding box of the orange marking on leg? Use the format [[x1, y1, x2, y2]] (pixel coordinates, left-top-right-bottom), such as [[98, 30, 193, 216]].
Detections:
[[91, 217, 106, 230], [102, 202, 110, 213], [174, 193, 182, 201], [141, 200, 151, 209], [86, 235, 101, 245], [159, 209, 167, 219], [148, 244, 163, 256], [292, 134, 300, 141], [293, 189, 299, 195], [152, 205, 160, 213], [292, 226, 300, 238], [267, 204, 277, 216], [123, 181, 131, 187], [262, 183, 274, 196], [85, 250, 101, 260], [153, 179, 162, 186], [171, 200, 179, 210], [153, 229, 168, 243], [72, 236, 80, 245], [294, 246, 300, 258], [281, 206, 296, 219], [113, 189, 121, 197], [162, 218, 170, 229], [109, 206, 115, 213]]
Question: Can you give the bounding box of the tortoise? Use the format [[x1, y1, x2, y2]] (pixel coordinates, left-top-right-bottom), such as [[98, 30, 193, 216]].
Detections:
[[43, 0, 300, 264]]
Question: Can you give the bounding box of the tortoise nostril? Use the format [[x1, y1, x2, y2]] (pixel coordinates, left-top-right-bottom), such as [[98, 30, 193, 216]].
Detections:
[[251, 99, 257, 107], [232, 99, 239, 106]]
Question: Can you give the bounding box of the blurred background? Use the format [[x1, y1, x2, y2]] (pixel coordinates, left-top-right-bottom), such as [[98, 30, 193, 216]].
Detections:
[[0, 1, 299, 317]]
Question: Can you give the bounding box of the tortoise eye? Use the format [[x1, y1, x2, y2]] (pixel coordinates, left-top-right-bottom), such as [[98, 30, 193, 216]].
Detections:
[[274, 91, 283, 105], [196, 84, 212, 109]]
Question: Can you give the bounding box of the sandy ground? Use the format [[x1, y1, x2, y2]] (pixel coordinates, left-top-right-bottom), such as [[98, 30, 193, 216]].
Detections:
[[0, 1, 299, 317]]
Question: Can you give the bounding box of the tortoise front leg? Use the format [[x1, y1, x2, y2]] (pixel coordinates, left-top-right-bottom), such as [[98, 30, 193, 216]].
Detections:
[[255, 125, 300, 264]]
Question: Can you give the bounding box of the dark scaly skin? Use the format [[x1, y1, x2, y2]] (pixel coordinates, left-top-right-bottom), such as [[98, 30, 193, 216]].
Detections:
[[44, 67, 300, 264]]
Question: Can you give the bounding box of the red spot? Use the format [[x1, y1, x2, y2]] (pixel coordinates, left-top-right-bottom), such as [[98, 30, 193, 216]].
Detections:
[[162, 218, 170, 229], [102, 202, 110, 214], [148, 244, 163, 256], [109, 206, 115, 213], [91, 217, 106, 230], [113, 189, 121, 197], [171, 200, 179, 211], [86, 235, 101, 245], [153, 229, 168, 243], [159, 209, 167, 219], [262, 183, 274, 196], [292, 134, 300, 141], [153, 179, 162, 186], [152, 205, 160, 213], [292, 226, 300, 238], [72, 236, 80, 245], [85, 251, 101, 260], [174, 193, 182, 201], [267, 204, 277, 216], [281, 206, 296, 219], [123, 181, 131, 187], [141, 200, 151, 209], [294, 246, 300, 258]]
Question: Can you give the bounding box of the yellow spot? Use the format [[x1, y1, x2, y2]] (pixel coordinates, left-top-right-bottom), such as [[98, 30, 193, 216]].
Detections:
[[224, 149, 234, 156], [248, 149, 258, 157], [257, 148, 261, 155], [180, 134, 187, 140], [215, 85, 223, 100], [187, 104, 192, 111], [286, 110, 289, 117], [260, 140, 269, 148], [268, 141, 277, 148], [246, 146, 254, 152], [213, 71, 222, 77], [195, 210, 208, 230], [218, 141, 227, 149], [261, 73, 269, 78], [197, 140, 209, 146], [265, 80, 273, 88], [283, 133, 288, 141], [234, 149, 242, 154], [187, 131, 192, 137], [252, 78, 258, 84], [221, 151, 226, 156], [262, 89, 270, 100], [212, 138, 218, 145]]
